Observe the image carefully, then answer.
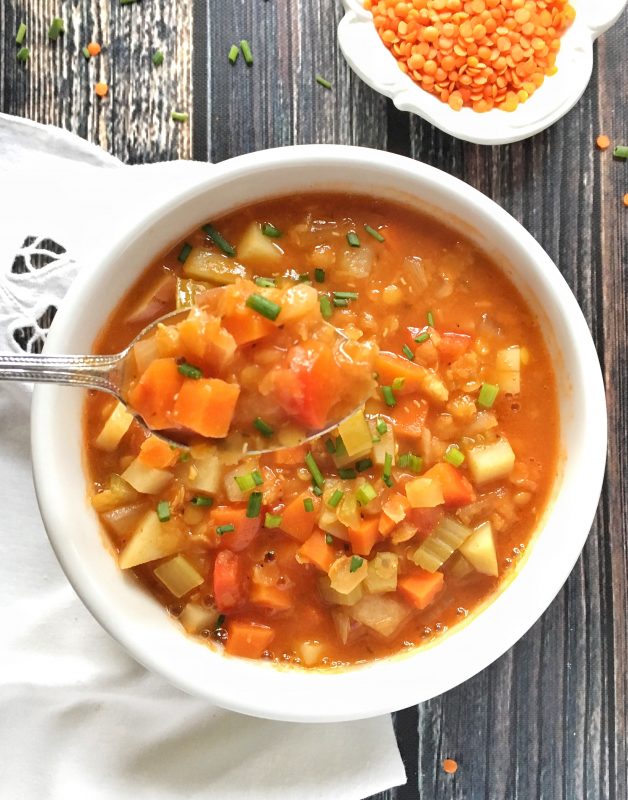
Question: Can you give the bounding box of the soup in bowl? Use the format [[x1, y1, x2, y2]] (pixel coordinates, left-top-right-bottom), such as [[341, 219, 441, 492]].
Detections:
[[31, 146, 606, 721]]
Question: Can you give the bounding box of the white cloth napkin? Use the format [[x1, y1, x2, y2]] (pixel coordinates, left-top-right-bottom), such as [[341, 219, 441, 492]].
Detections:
[[0, 114, 406, 800]]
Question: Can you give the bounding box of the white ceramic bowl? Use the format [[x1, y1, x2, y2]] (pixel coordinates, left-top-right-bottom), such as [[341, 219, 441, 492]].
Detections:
[[32, 146, 606, 722], [338, 0, 627, 145]]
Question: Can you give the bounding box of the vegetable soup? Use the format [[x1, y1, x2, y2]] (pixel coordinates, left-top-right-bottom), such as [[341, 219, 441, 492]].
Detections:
[[85, 194, 559, 669]]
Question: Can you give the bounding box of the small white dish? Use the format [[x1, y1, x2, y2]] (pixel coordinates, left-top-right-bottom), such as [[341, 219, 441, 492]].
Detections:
[[338, 0, 627, 144], [32, 146, 606, 722]]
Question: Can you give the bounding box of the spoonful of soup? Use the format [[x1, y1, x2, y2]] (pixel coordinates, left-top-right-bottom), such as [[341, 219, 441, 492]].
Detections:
[[0, 279, 377, 454]]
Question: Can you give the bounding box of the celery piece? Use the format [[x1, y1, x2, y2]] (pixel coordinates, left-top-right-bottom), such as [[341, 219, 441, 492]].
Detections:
[[412, 516, 472, 572]]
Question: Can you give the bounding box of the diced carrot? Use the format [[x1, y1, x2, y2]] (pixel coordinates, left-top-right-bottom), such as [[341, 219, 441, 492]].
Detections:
[[128, 357, 184, 429], [398, 569, 445, 610], [225, 620, 275, 658], [178, 311, 236, 369], [222, 307, 276, 346], [173, 378, 240, 438], [213, 551, 246, 611], [154, 323, 181, 358], [249, 583, 292, 611], [423, 462, 476, 507], [378, 512, 396, 536], [209, 506, 261, 552], [297, 530, 336, 572], [390, 398, 428, 438], [272, 445, 306, 466], [437, 332, 471, 362], [348, 516, 380, 556], [137, 436, 179, 469], [375, 351, 427, 395], [280, 491, 320, 542]]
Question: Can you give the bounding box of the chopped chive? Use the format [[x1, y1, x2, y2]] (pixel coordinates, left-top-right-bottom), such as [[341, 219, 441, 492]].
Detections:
[[82, 46, 91, 60], [17, 47, 30, 61], [355, 458, 373, 473], [254, 416, 274, 437], [177, 360, 203, 379], [312, 485, 323, 497], [228, 44, 239, 64], [240, 39, 253, 65], [325, 534, 334, 545], [333, 291, 359, 300], [328, 489, 344, 508], [333, 297, 349, 308], [350, 555, 364, 573], [264, 513, 282, 528], [152, 49, 164, 66], [396, 453, 423, 473], [305, 452, 325, 489], [402, 344, 415, 361], [316, 74, 332, 89], [613, 145, 628, 159], [364, 224, 385, 242], [376, 418, 388, 435], [303, 498, 314, 513], [235, 473, 256, 492], [246, 491, 263, 518], [414, 331, 431, 344], [478, 382, 500, 408], [324, 437, 336, 454], [15, 23, 27, 45], [338, 467, 357, 480], [381, 385, 396, 407], [426, 310, 435, 327], [397, 453, 410, 468], [252, 470, 264, 486], [314, 268, 325, 283], [391, 377, 405, 391], [157, 500, 171, 522], [202, 223, 236, 256], [178, 451, 191, 462], [191, 495, 213, 507], [356, 483, 377, 506], [216, 524, 235, 535], [297, 272, 310, 283], [245, 293, 282, 320], [347, 231, 360, 247], [319, 295, 332, 320], [444, 446, 465, 467], [177, 243, 192, 263], [254, 276, 276, 288], [215, 614, 226, 629], [171, 111, 189, 123], [383, 452, 393, 486], [48, 18, 64, 40], [261, 222, 282, 238]]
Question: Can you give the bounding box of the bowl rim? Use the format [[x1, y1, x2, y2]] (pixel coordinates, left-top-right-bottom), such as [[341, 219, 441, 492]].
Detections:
[[31, 145, 607, 721], [338, 0, 628, 145]]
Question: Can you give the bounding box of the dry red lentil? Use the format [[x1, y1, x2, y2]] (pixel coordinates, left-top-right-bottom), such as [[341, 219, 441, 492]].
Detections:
[[443, 758, 459, 774], [596, 134, 610, 150], [365, 0, 575, 112]]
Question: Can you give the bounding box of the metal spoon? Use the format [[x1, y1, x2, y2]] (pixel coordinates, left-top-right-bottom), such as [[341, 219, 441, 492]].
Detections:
[[0, 309, 371, 454]]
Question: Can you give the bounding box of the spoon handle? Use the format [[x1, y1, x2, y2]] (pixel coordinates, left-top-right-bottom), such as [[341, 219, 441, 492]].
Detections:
[[0, 352, 124, 395]]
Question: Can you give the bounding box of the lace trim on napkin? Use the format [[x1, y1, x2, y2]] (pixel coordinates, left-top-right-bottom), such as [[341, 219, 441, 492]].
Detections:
[[1, 235, 75, 354]]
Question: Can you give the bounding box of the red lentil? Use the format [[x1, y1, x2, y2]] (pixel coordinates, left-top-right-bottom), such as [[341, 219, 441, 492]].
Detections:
[[443, 758, 459, 774]]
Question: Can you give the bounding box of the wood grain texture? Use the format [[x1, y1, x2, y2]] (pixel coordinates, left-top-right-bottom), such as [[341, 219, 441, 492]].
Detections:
[[1, 1, 627, 798]]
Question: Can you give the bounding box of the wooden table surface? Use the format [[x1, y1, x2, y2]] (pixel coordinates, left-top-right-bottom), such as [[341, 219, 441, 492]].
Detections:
[[1, 2, 626, 798]]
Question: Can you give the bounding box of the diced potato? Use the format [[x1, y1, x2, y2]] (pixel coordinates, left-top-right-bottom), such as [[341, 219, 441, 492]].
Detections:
[[496, 346, 521, 394], [91, 474, 139, 512], [299, 640, 324, 667], [118, 511, 183, 568], [405, 477, 445, 508], [318, 576, 364, 606], [328, 555, 368, 594], [276, 284, 319, 323], [349, 594, 409, 638], [466, 438, 515, 484], [95, 402, 134, 452], [121, 457, 174, 495], [223, 460, 260, 501], [237, 222, 284, 270], [372, 423, 395, 466], [183, 247, 247, 284], [338, 410, 373, 458], [186, 453, 221, 495], [153, 555, 204, 597], [459, 521, 499, 577], [412, 516, 472, 572], [179, 602, 219, 634], [365, 552, 398, 594]]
